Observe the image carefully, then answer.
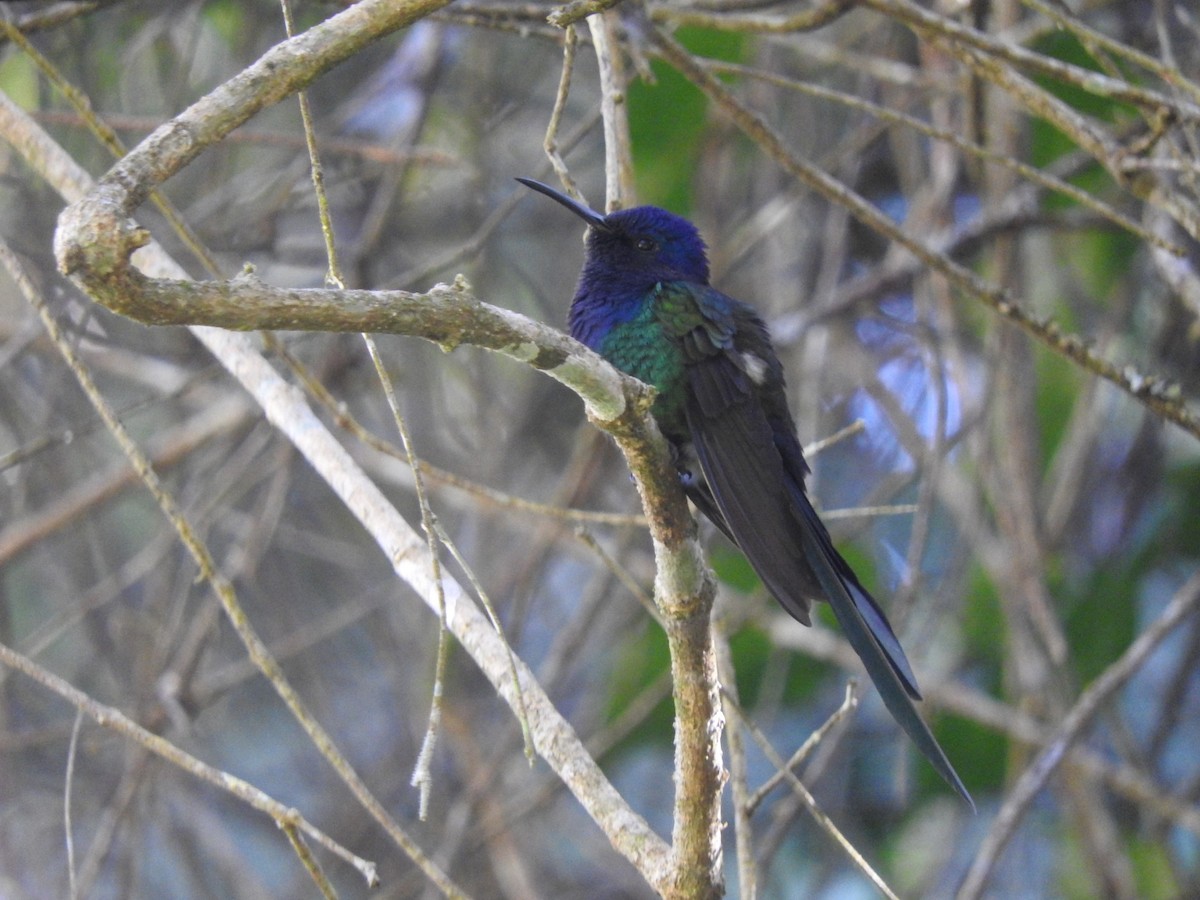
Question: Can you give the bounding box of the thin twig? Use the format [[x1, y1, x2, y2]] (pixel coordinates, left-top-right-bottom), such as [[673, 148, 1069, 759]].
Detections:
[[280, 0, 457, 824], [369, 334, 455, 819], [714, 625, 756, 900], [575, 527, 659, 621], [821, 504, 919, 521], [282, 822, 340, 900], [861, 0, 1200, 118], [64, 709, 83, 900], [543, 24, 585, 199], [645, 0, 854, 33], [0, 17, 222, 278], [587, 9, 634, 208], [725, 689, 899, 900], [548, 0, 624, 29], [360, 330, 453, 819], [280, 0, 344, 289], [703, 58, 1184, 257], [743, 681, 859, 816], [0, 636, 380, 888], [0, 237, 452, 894], [435, 521, 536, 761]]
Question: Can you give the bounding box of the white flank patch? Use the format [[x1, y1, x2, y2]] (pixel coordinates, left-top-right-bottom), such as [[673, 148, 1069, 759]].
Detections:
[[740, 352, 768, 385]]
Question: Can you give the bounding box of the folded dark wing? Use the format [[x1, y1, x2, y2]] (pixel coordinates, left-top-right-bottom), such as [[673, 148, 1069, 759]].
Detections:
[[684, 353, 815, 625], [684, 346, 972, 807]]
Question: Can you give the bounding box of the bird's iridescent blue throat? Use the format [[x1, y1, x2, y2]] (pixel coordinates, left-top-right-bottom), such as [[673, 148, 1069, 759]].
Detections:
[[517, 176, 973, 808]]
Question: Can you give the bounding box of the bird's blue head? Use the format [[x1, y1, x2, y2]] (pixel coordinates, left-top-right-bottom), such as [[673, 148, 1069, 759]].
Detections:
[[517, 178, 710, 287]]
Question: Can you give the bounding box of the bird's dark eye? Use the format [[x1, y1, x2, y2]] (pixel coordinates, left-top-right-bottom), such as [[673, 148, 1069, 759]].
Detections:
[[635, 237, 658, 252]]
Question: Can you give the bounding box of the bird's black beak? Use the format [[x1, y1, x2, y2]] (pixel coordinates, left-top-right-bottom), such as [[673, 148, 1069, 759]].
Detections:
[[515, 177, 610, 231]]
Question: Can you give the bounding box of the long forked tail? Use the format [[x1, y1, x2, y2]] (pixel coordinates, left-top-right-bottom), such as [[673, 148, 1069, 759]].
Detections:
[[793, 493, 974, 809]]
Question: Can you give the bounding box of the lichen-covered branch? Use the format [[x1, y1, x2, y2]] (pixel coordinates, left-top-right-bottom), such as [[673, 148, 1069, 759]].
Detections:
[[49, 1, 728, 889], [8, 77, 684, 894]]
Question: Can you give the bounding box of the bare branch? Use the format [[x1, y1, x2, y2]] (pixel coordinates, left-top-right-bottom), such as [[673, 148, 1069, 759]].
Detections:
[[958, 570, 1200, 898], [6, 85, 680, 889], [645, 22, 1200, 444], [0, 638, 381, 889]]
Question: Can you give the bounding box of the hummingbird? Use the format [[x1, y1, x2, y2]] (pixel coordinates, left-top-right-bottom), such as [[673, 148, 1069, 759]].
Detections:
[[517, 177, 972, 807]]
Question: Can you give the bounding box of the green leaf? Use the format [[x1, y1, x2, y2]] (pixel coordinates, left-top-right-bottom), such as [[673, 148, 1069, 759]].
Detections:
[[1030, 31, 1137, 123], [1064, 562, 1138, 685], [203, 0, 246, 46], [628, 27, 746, 212], [1027, 32, 1133, 202], [1035, 345, 1082, 470], [1162, 462, 1200, 558], [0, 50, 39, 109], [711, 543, 760, 593], [962, 562, 1005, 668], [605, 623, 673, 751], [727, 624, 825, 708], [1066, 229, 1137, 300], [925, 710, 1006, 795], [1129, 836, 1181, 900]]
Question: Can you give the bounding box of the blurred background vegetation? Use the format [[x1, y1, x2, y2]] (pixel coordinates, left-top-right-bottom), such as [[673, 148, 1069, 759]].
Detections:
[[2, 0, 1200, 897]]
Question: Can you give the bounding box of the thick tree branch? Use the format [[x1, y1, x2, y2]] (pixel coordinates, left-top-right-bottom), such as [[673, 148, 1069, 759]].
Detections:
[[586, 3, 723, 889]]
